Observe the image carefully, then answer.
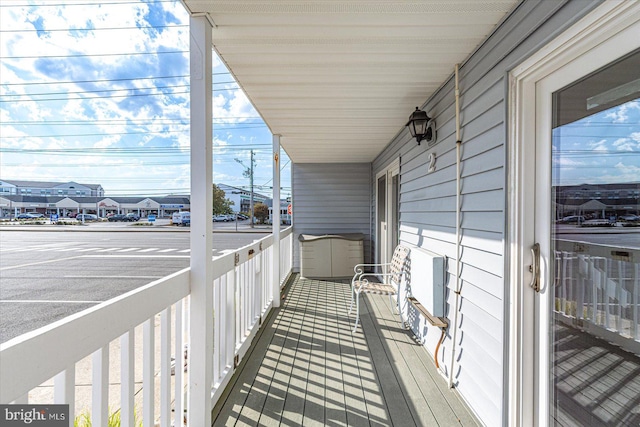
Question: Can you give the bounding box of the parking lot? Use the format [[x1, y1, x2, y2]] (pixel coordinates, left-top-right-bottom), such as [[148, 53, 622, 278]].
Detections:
[[0, 227, 269, 343]]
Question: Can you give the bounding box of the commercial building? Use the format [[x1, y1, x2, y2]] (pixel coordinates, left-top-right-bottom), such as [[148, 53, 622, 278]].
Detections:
[[0, 179, 190, 218], [217, 183, 268, 213]]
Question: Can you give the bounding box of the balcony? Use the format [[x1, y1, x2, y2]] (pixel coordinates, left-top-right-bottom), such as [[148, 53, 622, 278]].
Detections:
[[212, 274, 478, 426], [0, 228, 480, 426]]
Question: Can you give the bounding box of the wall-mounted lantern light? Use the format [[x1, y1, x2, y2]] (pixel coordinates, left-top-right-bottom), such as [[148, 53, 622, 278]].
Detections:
[[406, 107, 436, 145]]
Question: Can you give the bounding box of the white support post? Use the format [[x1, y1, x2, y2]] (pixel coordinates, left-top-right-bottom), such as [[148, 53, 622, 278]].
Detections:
[[189, 13, 214, 427], [272, 135, 281, 307]]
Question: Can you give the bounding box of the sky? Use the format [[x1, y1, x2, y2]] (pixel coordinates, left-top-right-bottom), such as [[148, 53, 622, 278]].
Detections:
[[552, 99, 640, 187], [0, 0, 291, 199]]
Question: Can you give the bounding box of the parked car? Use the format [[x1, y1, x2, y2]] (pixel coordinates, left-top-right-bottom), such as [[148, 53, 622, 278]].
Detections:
[[125, 213, 140, 221], [213, 214, 231, 222], [108, 214, 130, 222], [557, 215, 585, 224], [177, 212, 190, 226], [16, 213, 44, 219], [76, 214, 98, 222], [172, 212, 191, 225], [580, 218, 613, 227], [619, 214, 639, 221]]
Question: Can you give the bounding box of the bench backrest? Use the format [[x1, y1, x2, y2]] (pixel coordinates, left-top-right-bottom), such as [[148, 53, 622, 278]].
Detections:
[[389, 245, 411, 284]]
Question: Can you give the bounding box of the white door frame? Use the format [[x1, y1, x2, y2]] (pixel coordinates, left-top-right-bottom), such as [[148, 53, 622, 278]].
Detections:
[[376, 158, 400, 265], [507, 2, 640, 426]]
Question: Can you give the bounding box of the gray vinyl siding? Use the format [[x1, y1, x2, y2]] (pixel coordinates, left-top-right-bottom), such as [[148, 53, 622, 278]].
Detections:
[[292, 163, 371, 271], [372, 0, 602, 425]]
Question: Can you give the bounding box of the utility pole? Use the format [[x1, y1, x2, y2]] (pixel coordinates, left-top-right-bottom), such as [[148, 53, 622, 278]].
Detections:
[[235, 150, 256, 228]]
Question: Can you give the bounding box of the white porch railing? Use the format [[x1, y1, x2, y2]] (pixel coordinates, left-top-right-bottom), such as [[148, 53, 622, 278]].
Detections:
[[0, 227, 293, 426], [554, 240, 639, 355]]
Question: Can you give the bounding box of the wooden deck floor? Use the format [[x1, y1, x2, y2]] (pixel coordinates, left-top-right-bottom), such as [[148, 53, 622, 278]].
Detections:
[[212, 274, 480, 427]]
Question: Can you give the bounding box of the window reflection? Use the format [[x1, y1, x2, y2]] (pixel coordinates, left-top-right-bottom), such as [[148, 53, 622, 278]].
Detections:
[[551, 50, 640, 426]]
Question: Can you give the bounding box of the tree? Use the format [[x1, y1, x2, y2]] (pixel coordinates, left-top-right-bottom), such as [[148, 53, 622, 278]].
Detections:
[[253, 202, 269, 224], [213, 184, 234, 215]]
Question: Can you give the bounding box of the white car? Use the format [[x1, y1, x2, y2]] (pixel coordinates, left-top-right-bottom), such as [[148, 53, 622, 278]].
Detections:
[[172, 212, 191, 225]]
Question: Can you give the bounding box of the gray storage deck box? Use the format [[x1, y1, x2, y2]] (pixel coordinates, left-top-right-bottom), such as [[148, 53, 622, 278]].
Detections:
[[299, 233, 364, 278]]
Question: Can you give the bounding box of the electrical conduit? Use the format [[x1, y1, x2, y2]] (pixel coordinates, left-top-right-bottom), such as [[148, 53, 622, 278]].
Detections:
[[448, 64, 463, 388]]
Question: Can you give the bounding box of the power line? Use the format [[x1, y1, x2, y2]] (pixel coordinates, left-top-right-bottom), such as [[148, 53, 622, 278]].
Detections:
[[0, 86, 244, 102], [2, 118, 263, 125], [0, 25, 188, 33], [0, 125, 267, 138], [0, 144, 271, 153], [1, 50, 188, 59], [2, 84, 190, 97], [1, 72, 228, 86], [1, 81, 238, 98], [0, 1, 177, 7]]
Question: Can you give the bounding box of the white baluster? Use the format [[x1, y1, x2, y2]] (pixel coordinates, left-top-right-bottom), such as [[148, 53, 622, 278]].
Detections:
[[160, 308, 171, 427], [174, 301, 184, 427], [54, 366, 75, 426], [121, 330, 135, 427], [92, 346, 108, 427], [143, 317, 155, 427]]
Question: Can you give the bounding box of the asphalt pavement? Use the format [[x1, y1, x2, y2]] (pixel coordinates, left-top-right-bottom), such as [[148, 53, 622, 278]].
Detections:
[[0, 224, 270, 343]]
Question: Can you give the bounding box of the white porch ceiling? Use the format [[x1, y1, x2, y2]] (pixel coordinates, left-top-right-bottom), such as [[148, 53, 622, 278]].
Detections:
[[182, 1, 519, 163]]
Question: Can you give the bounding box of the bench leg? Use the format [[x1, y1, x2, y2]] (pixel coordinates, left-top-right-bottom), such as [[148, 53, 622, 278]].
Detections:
[[396, 292, 405, 328], [352, 294, 360, 333], [348, 285, 355, 314]]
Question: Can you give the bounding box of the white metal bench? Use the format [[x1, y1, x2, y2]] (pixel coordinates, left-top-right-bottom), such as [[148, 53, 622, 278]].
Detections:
[[349, 245, 411, 332]]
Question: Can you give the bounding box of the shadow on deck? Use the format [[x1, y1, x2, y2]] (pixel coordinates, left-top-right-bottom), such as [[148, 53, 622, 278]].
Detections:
[[212, 274, 479, 426]]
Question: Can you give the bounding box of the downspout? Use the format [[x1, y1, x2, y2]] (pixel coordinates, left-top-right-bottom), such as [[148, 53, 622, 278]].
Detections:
[[449, 64, 463, 388]]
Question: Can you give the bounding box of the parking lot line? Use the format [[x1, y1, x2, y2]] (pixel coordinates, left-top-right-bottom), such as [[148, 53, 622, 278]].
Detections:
[[81, 255, 189, 259], [117, 248, 140, 252], [63, 275, 164, 279], [0, 300, 102, 304], [138, 248, 160, 253], [96, 247, 121, 252], [0, 255, 83, 271], [157, 248, 176, 253]]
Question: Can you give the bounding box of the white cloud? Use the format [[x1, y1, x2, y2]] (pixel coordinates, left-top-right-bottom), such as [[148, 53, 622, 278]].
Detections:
[[0, 1, 280, 197], [588, 139, 608, 151], [612, 137, 638, 151], [604, 100, 640, 123], [554, 157, 584, 167]]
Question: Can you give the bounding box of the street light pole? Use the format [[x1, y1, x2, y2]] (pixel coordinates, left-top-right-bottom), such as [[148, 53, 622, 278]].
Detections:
[[249, 150, 254, 228], [235, 149, 256, 228]]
